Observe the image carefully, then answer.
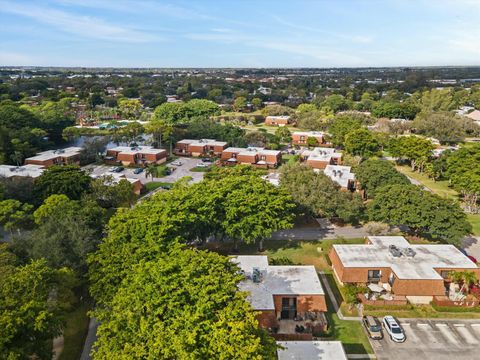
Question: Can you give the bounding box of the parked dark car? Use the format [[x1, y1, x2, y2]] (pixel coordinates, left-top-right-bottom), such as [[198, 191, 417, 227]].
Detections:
[[133, 168, 144, 174], [110, 166, 124, 173], [201, 158, 213, 163]]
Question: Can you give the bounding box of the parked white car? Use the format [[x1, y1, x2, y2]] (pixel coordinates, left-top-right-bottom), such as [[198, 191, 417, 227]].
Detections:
[[170, 160, 183, 166], [383, 316, 405, 342], [196, 162, 210, 168]]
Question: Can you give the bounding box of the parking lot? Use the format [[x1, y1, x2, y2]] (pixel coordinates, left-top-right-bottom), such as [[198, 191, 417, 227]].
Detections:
[[372, 319, 480, 360], [83, 157, 206, 185]]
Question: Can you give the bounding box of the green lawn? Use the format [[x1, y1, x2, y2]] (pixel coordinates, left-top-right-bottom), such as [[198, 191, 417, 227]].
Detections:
[[321, 291, 373, 355], [189, 166, 213, 172], [395, 165, 458, 200], [144, 182, 172, 192], [467, 214, 480, 236], [206, 238, 365, 272], [59, 301, 91, 360]]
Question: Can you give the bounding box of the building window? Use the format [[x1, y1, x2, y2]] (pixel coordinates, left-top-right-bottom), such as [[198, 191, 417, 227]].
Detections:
[[281, 297, 297, 320], [368, 269, 381, 281]]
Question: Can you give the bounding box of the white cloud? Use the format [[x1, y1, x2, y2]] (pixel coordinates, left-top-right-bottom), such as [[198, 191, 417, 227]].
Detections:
[[0, 1, 159, 42]]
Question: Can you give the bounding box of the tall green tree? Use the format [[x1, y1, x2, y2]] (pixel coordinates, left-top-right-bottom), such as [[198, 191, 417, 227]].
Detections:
[[279, 162, 364, 224], [368, 184, 471, 245], [388, 136, 435, 172], [344, 128, 380, 157], [355, 159, 409, 198], [328, 116, 362, 146], [0, 246, 75, 360], [33, 166, 91, 202], [91, 247, 276, 359], [0, 199, 33, 233]]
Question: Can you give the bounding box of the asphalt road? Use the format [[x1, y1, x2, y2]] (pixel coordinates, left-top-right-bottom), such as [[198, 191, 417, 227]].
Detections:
[[371, 319, 480, 360], [269, 221, 368, 240]]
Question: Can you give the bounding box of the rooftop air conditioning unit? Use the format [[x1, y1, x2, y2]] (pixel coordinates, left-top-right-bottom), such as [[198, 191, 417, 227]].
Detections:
[[403, 248, 416, 257], [389, 244, 403, 257], [252, 267, 262, 283]]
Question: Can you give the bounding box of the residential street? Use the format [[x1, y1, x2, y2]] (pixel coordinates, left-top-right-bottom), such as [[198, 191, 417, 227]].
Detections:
[[269, 219, 368, 240]]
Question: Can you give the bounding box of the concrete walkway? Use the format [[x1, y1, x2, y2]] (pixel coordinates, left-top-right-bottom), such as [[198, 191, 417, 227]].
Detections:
[[80, 318, 99, 360], [317, 271, 361, 321]]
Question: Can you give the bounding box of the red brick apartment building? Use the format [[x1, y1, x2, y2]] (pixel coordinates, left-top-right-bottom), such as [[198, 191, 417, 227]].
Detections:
[[329, 236, 479, 304], [301, 147, 342, 170], [106, 146, 167, 166], [221, 147, 282, 168], [25, 147, 83, 168], [232, 256, 327, 338], [291, 131, 327, 147], [264, 115, 291, 127], [174, 139, 227, 157]]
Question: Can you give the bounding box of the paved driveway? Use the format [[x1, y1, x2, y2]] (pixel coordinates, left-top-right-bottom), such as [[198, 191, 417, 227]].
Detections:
[[462, 236, 480, 260], [269, 219, 368, 240], [372, 319, 480, 360], [83, 157, 205, 185], [161, 157, 205, 184]]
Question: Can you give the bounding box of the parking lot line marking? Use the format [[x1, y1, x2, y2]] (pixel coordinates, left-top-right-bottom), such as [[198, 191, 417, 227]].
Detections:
[[416, 323, 440, 344], [455, 325, 478, 345], [435, 323, 460, 345], [402, 324, 420, 343], [454, 324, 465, 327]]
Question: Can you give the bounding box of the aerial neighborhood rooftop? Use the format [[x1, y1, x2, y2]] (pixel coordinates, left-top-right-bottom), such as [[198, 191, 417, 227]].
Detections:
[[330, 236, 479, 304], [232, 255, 327, 337], [24, 147, 83, 168]]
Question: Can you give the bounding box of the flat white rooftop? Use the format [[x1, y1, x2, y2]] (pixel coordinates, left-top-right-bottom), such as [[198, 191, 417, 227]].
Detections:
[[232, 256, 324, 310], [0, 164, 45, 178], [293, 131, 326, 137], [277, 341, 347, 360], [266, 115, 290, 120], [323, 165, 354, 188], [223, 147, 281, 156], [303, 147, 342, 162], [25, 147, 83, 161], [333, 236, 477, 280], [108, 145, 166, 155], [177, 139, 227, 147]]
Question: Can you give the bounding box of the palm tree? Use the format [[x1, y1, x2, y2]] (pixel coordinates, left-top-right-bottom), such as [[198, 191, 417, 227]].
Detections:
[[450, 271, 478, 295], [10, 151, 23, 167], [461, 271, 478, 295], [145, 164, 157, 180]]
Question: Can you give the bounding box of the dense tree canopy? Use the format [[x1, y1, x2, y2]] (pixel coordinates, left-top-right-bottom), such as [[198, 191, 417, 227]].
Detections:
[[14, 195, 106, 275], [33, 166, 92, 203], [443, 144, 480, 212], [0, 245, 75, 360], [153, 100, 220, 124], [327, 116, 362, 146], [355, 159, 409, 198], [388, 136, 435, 172], [91, 247, 276, 359], [185, 119, 247, 147], [368, 184, 471, 245], [372, 101, 419, 119], [89, 166, 296, 304], [279, 162, 364, 223], [344, 128, 381, 158], [413, 111, 479, 145]]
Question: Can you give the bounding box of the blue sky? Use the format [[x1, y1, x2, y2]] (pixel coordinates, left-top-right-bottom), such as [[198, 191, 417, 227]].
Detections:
[[0, 0, 479, 67]]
